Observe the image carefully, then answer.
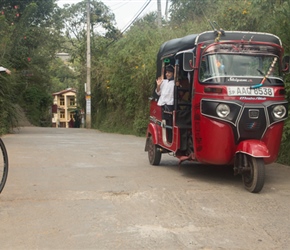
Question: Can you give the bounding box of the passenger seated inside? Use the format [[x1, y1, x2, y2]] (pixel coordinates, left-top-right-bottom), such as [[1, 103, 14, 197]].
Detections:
[[176, 70, 191, 105]]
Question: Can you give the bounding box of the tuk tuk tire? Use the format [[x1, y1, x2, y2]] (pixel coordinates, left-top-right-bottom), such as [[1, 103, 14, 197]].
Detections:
[[242, 157, 265, 193], [148, 136, 161, 166]]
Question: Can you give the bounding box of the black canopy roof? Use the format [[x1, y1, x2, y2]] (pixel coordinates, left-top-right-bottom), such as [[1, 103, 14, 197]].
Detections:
[[156, 34, 198, 77], [157, 34, 198, 60], [156, 31, 282, 77]]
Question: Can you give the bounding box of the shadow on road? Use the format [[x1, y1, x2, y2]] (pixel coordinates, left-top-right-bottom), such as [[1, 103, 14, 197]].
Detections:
[[157, 158, 241, 188]]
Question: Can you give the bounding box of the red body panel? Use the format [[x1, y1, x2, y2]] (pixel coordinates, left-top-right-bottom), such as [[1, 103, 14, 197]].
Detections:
[[261, 123, 284, 163], [147, 100, 180, 152], [235, 140, 270, 157], [146, 123, 158, 144], [193, 116, 236, 164]]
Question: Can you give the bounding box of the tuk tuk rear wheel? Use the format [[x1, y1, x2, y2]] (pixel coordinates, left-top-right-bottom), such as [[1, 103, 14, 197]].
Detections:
[[148, 136, 161, 166], [242, 157, 265, 193]]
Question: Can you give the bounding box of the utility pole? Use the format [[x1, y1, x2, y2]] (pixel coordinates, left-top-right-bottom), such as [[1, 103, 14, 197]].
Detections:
[[157, 0, 162, 27], [165, 0, 169, 22], [86, 0, 91, 128]]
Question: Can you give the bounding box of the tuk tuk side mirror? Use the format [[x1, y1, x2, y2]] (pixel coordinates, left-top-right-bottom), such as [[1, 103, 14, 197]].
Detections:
[[282, 55, 290, 73], [183, 52, 195, 72]]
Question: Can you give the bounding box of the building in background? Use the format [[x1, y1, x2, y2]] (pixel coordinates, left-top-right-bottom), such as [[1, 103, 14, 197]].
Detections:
[[56, 52, 71, 62], [52, 88, 77, 128]]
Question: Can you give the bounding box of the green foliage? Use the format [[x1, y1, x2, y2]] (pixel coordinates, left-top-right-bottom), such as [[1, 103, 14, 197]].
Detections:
[[269, 1, 290, 52], [49, 58, 78, 92], [0, 74, 18, 134], [91, 18, 161, 134], [0, 0, 61, 130], [59, 0, 119, 63], [277, 143, 290, 164], [169, 0, 219, 25], [22, 85, 52, 126], [0, 0, 55, 25], [213, 1, 258, 31]]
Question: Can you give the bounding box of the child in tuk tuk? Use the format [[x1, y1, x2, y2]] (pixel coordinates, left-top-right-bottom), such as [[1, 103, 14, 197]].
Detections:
[[155, 65, 175, 141]]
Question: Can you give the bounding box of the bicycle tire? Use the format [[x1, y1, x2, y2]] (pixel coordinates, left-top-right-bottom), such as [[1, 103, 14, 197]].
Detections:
[[0, 138, 8, 193]]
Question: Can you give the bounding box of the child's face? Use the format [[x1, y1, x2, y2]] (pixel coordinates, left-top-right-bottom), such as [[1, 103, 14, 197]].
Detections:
[[165, 71, 173, 79]]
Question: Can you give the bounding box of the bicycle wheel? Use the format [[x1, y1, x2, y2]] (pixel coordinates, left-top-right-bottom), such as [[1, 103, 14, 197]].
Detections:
[[0, 138, 8, 193]]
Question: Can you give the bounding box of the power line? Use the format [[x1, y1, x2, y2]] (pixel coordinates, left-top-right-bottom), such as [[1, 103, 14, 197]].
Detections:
[[121, 0, 152, 33]]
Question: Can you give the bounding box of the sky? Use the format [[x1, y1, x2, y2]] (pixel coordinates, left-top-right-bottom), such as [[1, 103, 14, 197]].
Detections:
[[56, 0, 169, 32]]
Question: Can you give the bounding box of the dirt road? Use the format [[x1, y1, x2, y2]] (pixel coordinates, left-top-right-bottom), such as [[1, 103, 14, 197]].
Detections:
[[0, 127, 289, 249]]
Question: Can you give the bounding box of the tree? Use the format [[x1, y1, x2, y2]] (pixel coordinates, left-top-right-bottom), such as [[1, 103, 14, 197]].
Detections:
[[169, 0, 219, 25], [49, 58, 78, 93], [0, 0, 55, 26], [0, 0, 62, 128], [59, 0, 121, 124], [61, 0, 119, 49]]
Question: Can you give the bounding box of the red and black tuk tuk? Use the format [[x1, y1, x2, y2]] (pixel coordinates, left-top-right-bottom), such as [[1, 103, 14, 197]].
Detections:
[[145, 30, 289, 193]]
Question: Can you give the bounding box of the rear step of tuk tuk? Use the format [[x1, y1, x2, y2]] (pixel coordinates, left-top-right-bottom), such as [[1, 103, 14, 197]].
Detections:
[[178, 152, 195, 168]]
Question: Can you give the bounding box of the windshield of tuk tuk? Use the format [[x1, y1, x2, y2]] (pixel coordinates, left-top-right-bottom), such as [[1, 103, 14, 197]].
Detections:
[[199, 43, 283, 85]]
